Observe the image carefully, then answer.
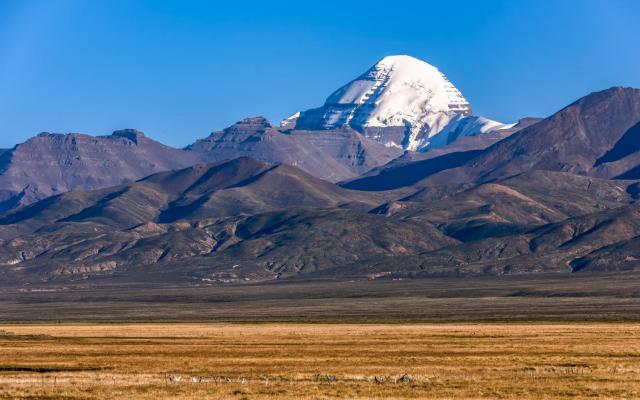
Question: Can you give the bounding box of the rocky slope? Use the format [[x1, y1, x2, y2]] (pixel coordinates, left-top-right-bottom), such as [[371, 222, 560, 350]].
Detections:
[[186, 117, 402, 182], [0, 56, 522, 214], [0, 130, 202, 212], [2, 153, 640, 284], [0, 119, 404, 213], [344, 88, 640, 190], [464, 87, 640, 182], [2, 79, 640, 284], [0, 157, 384, 237], [0, 158, 419, 283]]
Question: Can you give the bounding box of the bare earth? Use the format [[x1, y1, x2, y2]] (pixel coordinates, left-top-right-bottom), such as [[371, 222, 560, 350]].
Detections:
[[1, 323, 639, 399]]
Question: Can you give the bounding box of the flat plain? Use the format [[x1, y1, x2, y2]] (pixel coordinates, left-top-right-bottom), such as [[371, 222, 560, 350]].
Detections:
[[1, 323, 640, 399], [2, 273, 640, 399], [3, 273, 640, 323]]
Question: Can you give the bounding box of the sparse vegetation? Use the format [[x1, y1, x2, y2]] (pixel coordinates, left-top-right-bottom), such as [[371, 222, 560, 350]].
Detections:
[[1, 323, 639, 399], [3, 274, 640, 323]]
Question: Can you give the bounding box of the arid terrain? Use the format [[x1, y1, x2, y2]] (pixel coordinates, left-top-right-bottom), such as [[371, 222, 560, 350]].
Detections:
[[2, 274, 640, 399], [2, 273, 640, 323], [2, 4, 639, 399], [1, 323, 639, 399], [3, 88, 640, 285]]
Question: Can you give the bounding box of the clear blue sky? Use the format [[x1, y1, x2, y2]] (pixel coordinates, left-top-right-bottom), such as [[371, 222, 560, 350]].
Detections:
[[0, 0, 638, 148]]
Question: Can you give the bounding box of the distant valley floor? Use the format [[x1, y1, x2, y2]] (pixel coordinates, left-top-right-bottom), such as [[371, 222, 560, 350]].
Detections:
[[2, 272, 640, 322]]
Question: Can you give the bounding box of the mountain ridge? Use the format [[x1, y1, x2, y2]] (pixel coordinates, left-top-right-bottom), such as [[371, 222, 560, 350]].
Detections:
[[2, 58, 640, 285], [0, 56, 524, 213], [344, 87, 640, 190]]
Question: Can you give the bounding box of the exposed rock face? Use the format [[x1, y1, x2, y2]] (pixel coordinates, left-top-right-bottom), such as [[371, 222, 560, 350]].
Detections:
[[186, 117, 402, 182], [464, 87, 640, 182], [294, 55, 512, 151], [0, 157, 386, 238], [186, 116, 356, 182], [348, 117, 543, 189], [0, 56, 521, 213], [287, 128, 403, 175], [0, 118, 405, 213], [2, 156, 640, 284], [4, 82, 640, 285], [0, 158, 408, 282], [344, 88, 640, 190], [0, 130, 201, 212]]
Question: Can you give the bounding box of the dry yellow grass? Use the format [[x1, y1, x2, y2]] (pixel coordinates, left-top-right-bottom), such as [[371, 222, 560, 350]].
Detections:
[[0, 323, 639, 399]]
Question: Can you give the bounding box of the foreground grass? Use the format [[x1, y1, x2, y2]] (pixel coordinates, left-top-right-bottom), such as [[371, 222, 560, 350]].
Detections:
[[0, 323, 639, 399]]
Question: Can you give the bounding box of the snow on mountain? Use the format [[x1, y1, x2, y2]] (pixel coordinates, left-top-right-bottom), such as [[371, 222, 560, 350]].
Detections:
[[295, 55, 511, 151], [425, 115, 515, 150], [280, 112, 300, 129]]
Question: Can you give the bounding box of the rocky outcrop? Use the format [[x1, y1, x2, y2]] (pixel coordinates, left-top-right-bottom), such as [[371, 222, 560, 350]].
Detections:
[[0, 130, 201, 212]]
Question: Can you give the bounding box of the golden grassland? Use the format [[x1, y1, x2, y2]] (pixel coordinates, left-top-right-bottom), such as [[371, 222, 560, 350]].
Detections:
[[0, 323, 639, 399]]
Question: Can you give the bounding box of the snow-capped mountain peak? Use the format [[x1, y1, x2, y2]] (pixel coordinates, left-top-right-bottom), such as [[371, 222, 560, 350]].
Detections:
[[326, 55, 471, 115], [295, 54, 510, 151]]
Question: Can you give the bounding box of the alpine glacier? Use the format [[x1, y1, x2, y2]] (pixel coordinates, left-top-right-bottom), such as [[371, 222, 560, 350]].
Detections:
[[293, 55, 512, 151]]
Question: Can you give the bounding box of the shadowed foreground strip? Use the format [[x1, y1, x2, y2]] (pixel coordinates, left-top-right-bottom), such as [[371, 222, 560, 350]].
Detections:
[[0, 323, 639, 399]]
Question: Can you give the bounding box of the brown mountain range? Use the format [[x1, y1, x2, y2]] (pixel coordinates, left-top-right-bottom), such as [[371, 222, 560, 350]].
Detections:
[[2, 87, 640, 285], [345, 87, 640, 190]]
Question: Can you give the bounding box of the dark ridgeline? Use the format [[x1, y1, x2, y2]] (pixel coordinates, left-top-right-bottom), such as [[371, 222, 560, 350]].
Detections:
[[345, 87, 640, 190], [0, 130, 202, 212], [0, 119, 407, 214], [186, 116, 403, 182], [1, 87, 640, 284]]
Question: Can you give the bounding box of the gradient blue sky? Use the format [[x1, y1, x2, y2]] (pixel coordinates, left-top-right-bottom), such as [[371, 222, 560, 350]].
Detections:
[[0, 0, 639, 148]]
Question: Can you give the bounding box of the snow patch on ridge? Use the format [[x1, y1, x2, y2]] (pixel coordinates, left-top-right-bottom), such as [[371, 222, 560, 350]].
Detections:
[[280, 112, 300, 129], [423, 116, 515, 150]]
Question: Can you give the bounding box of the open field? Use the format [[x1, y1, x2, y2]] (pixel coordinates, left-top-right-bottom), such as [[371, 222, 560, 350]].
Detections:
[[0, 323, 639, 399], [2, 274, 640, 398]]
